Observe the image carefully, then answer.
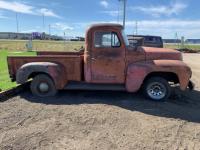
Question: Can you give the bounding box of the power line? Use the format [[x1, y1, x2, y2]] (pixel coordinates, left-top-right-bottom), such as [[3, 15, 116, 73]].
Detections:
[[135, 21, 138, 35], [42, 14, 45, 32], [16, 13, 19, 33]]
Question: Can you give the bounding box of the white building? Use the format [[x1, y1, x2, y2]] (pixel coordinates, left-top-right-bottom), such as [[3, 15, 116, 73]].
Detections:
[[0, 32, 32, 39]]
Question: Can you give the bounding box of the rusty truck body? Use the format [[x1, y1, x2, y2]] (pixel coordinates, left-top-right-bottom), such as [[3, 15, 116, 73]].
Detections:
[[7, 24, 193, 101]]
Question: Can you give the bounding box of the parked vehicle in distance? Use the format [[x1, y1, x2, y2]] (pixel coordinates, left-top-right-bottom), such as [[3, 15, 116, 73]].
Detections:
[[7, 24, 194, 101], [128, 35, 164, 48], [128, 36, 144, 47]]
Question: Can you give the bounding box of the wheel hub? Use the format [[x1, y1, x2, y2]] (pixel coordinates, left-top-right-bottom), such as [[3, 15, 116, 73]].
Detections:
[[147, 82, 166, 100], [39, 83, 49, 93]]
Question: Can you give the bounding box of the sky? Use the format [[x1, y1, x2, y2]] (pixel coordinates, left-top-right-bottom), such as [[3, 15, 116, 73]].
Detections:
[[0, 0, 199, 38]]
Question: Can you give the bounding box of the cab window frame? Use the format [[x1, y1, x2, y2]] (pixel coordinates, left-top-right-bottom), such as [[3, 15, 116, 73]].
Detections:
[[94, 31, 121, 48]]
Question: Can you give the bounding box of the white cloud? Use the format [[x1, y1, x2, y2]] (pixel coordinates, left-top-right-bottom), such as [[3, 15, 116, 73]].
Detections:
[[72, 19, 200, 38], [51, 23, 74, 31], [131, 1, 187, 17], [0, 0, 61, 18], [101, 10, 119, 17], [21, 26, 43, 33], [38, 8, 61, 18], [21, 29, 38, 33], [126, 20, 200, 29], [21, 23, 74, 34], [0, 0, 35, 14], [125, 20, 200, 38], [100, 0, 109, 8], [20, 20, 200, 38]]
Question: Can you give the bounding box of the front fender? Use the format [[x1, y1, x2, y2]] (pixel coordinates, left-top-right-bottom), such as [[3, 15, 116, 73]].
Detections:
[[126, 63, 149, 92], [126, 60, 192, 92], [16, 62, 67, 89]]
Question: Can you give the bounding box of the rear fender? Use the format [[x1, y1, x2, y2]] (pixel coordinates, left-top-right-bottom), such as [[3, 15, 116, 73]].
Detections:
[[126, 60, 192, 92], [16, 62, 67, 89]]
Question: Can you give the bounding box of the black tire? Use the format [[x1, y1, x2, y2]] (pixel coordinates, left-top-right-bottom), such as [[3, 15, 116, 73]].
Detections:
[[30, 74, 57, 97], [143, 77, 171, 101]]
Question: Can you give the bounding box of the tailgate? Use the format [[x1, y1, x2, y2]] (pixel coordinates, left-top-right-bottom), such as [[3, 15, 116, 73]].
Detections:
[[7, 57, 16, 81]]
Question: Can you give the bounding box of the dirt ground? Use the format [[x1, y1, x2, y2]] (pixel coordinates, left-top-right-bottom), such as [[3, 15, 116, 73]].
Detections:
[[0, 54, 200, 150]]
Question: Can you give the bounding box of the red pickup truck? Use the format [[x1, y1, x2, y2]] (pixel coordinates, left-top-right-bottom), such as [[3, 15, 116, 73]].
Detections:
[[7, 24, 193, 101]]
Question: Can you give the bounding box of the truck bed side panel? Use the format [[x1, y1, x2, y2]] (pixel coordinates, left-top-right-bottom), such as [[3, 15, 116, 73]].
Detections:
[[7, 56, 82, 82], [37, 51, 84, 56]]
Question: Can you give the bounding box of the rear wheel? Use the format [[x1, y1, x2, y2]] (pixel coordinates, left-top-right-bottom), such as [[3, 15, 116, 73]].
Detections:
[[143, 77, 171, 101], [30, 74, 57, 97]]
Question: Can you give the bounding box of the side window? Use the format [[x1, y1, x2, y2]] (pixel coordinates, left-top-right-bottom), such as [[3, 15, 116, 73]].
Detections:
[[94, 32, 121, 48], [112, 33, 120, 47], [145, 37, 159, 43]]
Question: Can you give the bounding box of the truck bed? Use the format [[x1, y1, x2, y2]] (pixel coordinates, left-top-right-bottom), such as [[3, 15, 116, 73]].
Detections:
[[7, 55, 83, 82], [37, 51, 84, 56]]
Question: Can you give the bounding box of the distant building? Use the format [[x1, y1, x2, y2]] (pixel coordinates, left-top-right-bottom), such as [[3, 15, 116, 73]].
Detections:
[[163, 39, 181, 44], [76, 36, 85, 41], [163, 39, 200, 44], [69, 36, 85, 41], [185, 39, 200, 44], [0, 32, 31, 40], [0, 32, 63, 40]]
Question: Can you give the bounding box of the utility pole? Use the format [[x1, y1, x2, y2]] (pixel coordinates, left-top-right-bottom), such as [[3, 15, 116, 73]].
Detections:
[[64, 32, 66, 51], [175, 32, 179, 48], [49, 24, 51, 35], [119, 0, 127, 29], [135, 21, 138, 35], [16, 13, 19, 33], [42, 14, 45, 32], [48, 24, 51, 40], [117, 3, 120, 23]]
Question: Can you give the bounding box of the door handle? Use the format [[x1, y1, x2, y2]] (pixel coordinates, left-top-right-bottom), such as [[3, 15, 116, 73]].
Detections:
[[91, 58, 96, 61]]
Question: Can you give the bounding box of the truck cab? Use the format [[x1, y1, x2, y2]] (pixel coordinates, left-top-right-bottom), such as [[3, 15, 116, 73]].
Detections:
[[84, 24, 128, 84], [7, 24, 193, 101]]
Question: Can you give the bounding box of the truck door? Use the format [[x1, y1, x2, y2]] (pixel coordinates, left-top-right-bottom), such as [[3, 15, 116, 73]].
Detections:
[[91, 30, 125, 83]]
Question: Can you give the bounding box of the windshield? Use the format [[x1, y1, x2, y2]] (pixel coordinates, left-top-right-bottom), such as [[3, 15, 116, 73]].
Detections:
[[121, 30, 129, 46]]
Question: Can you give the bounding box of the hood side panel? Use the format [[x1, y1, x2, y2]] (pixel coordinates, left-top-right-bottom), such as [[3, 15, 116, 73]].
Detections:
[[140, 46, 183, 61]]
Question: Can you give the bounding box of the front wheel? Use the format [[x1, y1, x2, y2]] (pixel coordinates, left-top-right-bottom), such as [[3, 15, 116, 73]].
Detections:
[[143, 77, 171, 101], [30, 74, 57, 97]]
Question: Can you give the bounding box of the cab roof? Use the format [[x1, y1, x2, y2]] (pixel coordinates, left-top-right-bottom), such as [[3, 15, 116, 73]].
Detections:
[[88, 23, 123, 29]]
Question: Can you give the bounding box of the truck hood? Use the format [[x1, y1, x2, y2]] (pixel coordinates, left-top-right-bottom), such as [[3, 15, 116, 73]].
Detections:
[[139, 47, 183, 61]]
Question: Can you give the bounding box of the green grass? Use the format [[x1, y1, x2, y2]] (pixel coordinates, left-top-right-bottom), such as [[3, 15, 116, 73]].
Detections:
[[0, 50, 36, 91], [0, 40, 84, 51], [164, 44, 200, 51]]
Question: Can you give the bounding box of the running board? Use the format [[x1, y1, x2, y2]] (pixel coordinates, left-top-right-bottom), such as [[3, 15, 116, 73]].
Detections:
[[64, 81, 126, 91]]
